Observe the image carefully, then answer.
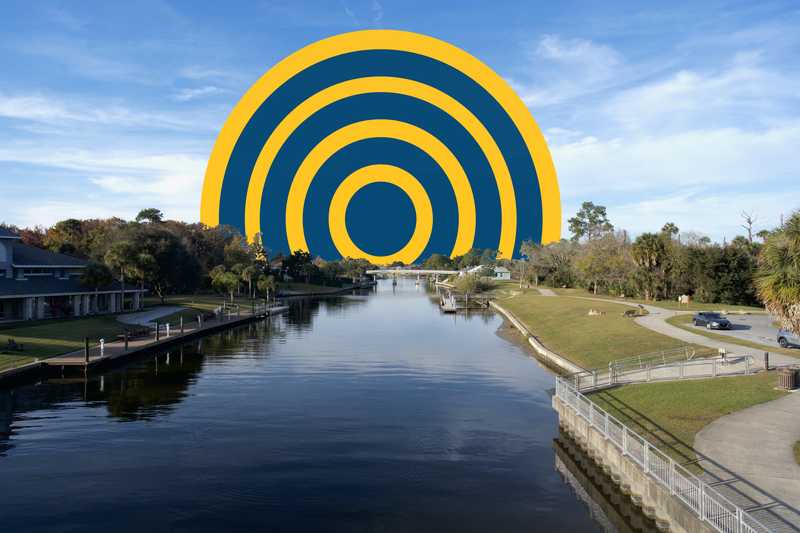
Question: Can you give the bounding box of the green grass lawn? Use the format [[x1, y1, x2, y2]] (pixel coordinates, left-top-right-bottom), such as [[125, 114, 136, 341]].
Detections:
[[589, 372, 786, 472], [0, 316, 126, 371], [499, 293, 695, 368], [550, 287, 766, 313], [794, 441, 800, 466], [666, 314, 800, 358]]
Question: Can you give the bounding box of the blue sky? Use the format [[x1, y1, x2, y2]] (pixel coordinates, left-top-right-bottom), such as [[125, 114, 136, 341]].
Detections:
[[1, 0, 798, 242]]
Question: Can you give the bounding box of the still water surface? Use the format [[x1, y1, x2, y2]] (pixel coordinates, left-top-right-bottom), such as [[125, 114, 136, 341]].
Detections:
[[1, 280, 604, 532]]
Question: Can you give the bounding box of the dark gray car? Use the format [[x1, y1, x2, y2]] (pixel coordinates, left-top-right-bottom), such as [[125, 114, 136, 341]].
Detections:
[[777, 328, 800, 348], [693, 312, 731, 330]]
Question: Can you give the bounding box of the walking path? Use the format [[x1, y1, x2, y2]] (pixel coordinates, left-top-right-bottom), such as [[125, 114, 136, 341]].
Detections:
[[538, 291, 800, 530], [573, 296, 798, 367], [117, 306, 185, 327], [695, 393, 800, 531]]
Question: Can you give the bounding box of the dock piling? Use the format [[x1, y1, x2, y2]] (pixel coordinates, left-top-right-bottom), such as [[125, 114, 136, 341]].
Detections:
[[124, 331, 129, 351], [155, 321, 160, 341], [84, 337, 89, 364], [180, 316, 184, 334]]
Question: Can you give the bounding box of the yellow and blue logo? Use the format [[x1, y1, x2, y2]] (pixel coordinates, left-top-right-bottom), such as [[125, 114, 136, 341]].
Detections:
[[201, 30, 560, 263]]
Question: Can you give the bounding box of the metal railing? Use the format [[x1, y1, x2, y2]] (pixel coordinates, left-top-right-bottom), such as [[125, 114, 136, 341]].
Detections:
[[570, 355, 756, 392], [608, 345, 702, 371], [554, 376, 771, 533]]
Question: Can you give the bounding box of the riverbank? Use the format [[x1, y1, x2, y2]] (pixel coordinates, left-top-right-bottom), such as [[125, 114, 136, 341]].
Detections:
[[493, 291, 689, 369]]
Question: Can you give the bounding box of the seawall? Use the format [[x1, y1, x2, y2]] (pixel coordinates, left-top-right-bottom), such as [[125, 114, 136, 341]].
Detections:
[[489, 300, 585, 374]]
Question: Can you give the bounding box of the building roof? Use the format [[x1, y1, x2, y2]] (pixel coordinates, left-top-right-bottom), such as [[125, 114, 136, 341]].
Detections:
[[494, 266, 511, 273], [0, 276, 144, 299], [0, 227, 21, 239], [12, 243, 87, 267]]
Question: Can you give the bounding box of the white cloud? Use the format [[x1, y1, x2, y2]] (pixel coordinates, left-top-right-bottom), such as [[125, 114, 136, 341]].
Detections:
[[513, 35, 626, 106], [172, 86, 227, 102], [0, 146, 207, 226], [608, 190, 800, 240], [604, 52, 799, 133], [550, 124, 800, 196], [0, 92, 212, 131]]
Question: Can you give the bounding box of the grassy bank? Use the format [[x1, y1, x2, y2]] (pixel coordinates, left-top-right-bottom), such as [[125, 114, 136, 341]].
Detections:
[[499, 293, 691, 368], [551, 287, 765, 313], [0, 316, 126, 371], [588, 372, 786, 472], [666, 314, 799, 358]]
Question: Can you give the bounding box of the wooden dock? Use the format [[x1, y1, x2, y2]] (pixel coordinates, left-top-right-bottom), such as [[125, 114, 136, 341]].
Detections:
[[41, 304, 289, 370], [439, 292, 492, 313]]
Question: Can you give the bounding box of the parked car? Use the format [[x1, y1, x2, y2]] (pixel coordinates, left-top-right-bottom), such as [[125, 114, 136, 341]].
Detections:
[[777, 329, 800, 348], [692, 312, 731, 330]]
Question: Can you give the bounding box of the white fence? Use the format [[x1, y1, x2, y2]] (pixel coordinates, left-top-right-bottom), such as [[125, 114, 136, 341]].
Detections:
[[570, 355, 756, 392], [554, 376, 771, 533]]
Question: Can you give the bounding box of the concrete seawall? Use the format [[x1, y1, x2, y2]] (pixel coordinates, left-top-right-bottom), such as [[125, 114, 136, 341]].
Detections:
[[489, 300, 585, 374], [554, 394, 717, 533]]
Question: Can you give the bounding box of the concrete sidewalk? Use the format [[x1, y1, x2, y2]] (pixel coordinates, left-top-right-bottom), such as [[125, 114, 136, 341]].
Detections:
[[695, 392, 800, 532], [117, 306, 186, 326]]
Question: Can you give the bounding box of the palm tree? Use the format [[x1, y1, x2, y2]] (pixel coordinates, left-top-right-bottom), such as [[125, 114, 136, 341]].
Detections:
[[257, 274, 277, 302], [632, 233, 667, 301], [241, 265, 259, 298], [105, 240, 138, 311], [755, 212, 800, 333]]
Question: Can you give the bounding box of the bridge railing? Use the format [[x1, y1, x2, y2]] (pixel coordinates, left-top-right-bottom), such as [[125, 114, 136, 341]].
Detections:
[[554, 376, 772, 533]]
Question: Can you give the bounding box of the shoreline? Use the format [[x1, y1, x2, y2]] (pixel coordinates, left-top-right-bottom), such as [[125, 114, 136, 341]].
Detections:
[[489, 299, 585, 375]]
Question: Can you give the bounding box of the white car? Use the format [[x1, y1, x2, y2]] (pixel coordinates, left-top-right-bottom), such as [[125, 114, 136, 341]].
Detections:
[[777, 329, 800, 348]]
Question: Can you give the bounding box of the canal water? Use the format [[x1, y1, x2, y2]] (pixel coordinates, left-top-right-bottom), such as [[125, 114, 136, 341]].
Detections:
[[0, 279, 642, 532]]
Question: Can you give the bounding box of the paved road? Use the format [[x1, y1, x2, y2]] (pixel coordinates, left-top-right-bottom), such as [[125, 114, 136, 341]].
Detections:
[[117, 306, 185, 327], [687, 313, 787, 348], [571, 296, 799, 367], [695, 393, 800, 532], [562, 294, 800, 530]]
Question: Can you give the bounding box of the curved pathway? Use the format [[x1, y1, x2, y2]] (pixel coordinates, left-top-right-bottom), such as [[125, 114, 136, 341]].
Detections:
[[573, 296, 798, 366], [117, 306, 185, 327], [695, 393, 800, 531], [552, 293, 800, 529]]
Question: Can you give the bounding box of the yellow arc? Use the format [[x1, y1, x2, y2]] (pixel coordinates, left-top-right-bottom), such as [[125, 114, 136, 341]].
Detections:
[[201, 30, 561, 248], [328, 165, 433, 264], [285, 119, 475, 257], [242, 76, 517, 258]]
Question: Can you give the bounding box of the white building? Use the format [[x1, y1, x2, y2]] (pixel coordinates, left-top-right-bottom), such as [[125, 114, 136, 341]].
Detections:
[[0, 228, 146, 321], [493, 266, 511, 280]]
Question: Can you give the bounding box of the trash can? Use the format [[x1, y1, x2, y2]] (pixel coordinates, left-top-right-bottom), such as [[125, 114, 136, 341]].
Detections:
[[777, 368, 797, 390]]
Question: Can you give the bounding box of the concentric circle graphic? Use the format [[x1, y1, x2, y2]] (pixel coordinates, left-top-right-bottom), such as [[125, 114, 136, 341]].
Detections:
[[200, 30, 560, 261]]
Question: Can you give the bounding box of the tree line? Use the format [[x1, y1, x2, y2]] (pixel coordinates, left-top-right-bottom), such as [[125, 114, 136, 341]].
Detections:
[[1, 208, 374, 302], [516, 202, 798, 315]]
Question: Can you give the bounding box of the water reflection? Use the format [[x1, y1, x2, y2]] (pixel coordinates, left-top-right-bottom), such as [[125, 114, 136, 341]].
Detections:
[[0, 280, 613, 532]]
